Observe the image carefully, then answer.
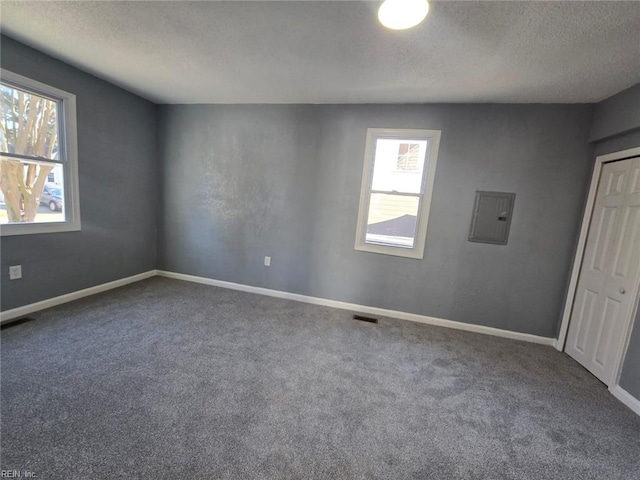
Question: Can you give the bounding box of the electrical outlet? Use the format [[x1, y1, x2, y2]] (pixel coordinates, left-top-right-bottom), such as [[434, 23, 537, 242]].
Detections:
[[9, 265, 22, 280], [264, 256, 271, 267]]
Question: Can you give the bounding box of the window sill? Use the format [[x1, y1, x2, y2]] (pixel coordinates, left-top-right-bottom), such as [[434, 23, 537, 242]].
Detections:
[[1, 221, 81, 237], [355, 242, 424, 259]]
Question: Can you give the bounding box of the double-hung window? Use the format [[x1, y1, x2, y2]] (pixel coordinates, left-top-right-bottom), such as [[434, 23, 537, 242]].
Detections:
[[0, 69, 80, 236], [355, 128, 440, 259]]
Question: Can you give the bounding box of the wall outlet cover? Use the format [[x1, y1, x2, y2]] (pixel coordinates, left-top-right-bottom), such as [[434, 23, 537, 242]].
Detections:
[[9, 265, 22, 280]]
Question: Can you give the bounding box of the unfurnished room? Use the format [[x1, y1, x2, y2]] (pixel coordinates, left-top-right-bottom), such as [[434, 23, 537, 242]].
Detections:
[[0, 1, 639, 479]]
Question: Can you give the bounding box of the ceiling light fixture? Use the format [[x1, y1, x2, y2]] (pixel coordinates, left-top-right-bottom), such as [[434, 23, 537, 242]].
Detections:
[[378, 0, 429, 31]]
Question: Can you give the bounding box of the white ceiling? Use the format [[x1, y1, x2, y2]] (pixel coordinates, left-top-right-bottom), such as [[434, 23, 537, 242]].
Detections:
[[1, 1, 639, 104]]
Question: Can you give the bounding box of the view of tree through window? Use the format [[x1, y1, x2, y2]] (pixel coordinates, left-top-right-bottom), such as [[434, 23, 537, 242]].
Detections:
[[0, 81, 65, 224]]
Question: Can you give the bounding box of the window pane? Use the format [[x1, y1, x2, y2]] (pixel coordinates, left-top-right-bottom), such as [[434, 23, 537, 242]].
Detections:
[[371, 138, 427, 194], [0, 158, 65, 225], [397, 143, 420, 171], [0, 83, 60, 160], [366, 193, 419, 247]]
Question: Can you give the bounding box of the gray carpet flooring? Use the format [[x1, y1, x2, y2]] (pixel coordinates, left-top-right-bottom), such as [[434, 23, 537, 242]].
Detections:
[[1, 277, 639, 479]]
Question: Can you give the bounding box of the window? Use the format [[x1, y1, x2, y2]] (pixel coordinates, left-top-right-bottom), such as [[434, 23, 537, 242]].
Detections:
[[355, 128, 440, 259], [0, 69, 80, 236]]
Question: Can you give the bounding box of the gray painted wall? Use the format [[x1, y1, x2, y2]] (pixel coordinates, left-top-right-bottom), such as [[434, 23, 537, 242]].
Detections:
[[620, 307, 640, 400], [0, 36, 158, 310], [593, 123, 640, 401], [158, 103, 594, 338], [590, 83, 640, 142]]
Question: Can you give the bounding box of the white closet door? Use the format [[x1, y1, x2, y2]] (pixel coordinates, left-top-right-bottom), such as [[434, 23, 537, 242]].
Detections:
[[566, 157, 640, 385]]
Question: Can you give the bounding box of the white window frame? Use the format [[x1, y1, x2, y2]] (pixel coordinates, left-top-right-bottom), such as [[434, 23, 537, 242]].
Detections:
[[0, 69, 80, 236], [355, 128, 440, 259]]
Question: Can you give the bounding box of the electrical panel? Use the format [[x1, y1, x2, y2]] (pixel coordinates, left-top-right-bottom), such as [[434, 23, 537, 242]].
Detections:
[[468, 191, 515, 245]]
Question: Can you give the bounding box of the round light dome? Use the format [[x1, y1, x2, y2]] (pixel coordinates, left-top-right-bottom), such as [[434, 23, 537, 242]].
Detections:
[[378, 0, 429, 30]]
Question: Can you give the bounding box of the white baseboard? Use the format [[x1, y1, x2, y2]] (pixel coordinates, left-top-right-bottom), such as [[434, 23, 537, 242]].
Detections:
[[611, 385, 640, 416], [1, 268, 557, 347], [156, 270, 556, 347], [0, 270, 158, 323]]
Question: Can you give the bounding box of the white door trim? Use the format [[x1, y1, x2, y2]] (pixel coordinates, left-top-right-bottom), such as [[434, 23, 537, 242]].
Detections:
[[556, 146, 640, 397]]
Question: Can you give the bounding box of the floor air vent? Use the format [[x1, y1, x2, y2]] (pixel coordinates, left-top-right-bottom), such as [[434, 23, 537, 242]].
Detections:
[[1, 317, 36, 330], [353, 314, 379, 324]]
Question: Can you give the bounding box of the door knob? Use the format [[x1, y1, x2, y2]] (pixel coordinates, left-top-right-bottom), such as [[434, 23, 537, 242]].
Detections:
[[620, 287, 626, 294]]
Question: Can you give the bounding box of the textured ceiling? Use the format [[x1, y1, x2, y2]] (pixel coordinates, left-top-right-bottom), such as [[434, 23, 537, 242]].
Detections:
[[1, 1, 639, 104]]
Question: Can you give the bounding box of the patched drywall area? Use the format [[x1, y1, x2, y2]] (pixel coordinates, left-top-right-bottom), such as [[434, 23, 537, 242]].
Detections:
[[0, 36, 158, 310], [158, 103, 594, 338]]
